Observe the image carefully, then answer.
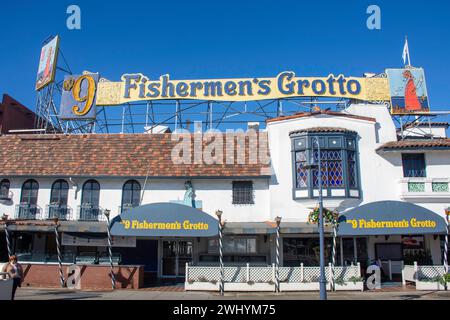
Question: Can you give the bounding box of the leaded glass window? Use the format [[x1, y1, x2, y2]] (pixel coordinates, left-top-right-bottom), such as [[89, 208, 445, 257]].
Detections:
[[295, 151, 308, 188], [291, 131, 360, 199]]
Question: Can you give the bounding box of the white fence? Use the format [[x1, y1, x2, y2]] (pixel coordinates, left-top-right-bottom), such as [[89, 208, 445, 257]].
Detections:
[[185, 263, 363, 292], [402, 262, 448, 291]]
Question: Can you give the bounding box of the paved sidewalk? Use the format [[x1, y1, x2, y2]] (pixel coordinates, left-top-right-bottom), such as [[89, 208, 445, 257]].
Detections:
[[14, 287, 450, 300]]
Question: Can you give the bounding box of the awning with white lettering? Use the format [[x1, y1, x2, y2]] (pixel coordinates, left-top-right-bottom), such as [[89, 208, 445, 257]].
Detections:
[[110, 202, 218, 237], [337, 201, 447, 236]]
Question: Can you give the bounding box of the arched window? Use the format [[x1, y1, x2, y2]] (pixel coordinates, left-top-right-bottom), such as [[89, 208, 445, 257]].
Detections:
[[81, 180, 100, 207], [49, 180, 69, 220], [19, 179, 39, 219], [0, 179, 10, 199], [80, 180, 100, 221], [20, 179, 39, 205], [50, 179, 69, 206], [121, 180, 141, 211]]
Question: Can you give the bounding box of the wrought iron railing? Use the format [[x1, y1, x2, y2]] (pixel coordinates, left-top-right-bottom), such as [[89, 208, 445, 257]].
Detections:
[[45, 204, 73, 220], [14, 204, 42, 220], [77, 205, 105, 221]]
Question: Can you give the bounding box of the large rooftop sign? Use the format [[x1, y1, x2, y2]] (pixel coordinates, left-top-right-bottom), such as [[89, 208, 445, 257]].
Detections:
[[59, 68, 430, 119]]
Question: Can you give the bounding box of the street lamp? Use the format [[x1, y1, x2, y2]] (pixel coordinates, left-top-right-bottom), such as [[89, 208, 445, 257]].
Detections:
[[303, 136, 327, 300], [275, 216, 282, 292], [215, 210, 224, 296], [1, 214, 11, 257], [103, 209, 116, 290]]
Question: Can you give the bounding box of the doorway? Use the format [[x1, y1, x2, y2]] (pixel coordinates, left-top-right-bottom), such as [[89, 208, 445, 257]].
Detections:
[[161, 240, 192, 278]]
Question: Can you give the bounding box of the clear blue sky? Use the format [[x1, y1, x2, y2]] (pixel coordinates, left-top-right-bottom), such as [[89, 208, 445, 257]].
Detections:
[[0, 0, 449, 125]]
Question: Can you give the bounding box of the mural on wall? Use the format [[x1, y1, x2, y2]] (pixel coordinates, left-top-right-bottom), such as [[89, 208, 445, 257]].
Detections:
[[386, 68, 430, 114]]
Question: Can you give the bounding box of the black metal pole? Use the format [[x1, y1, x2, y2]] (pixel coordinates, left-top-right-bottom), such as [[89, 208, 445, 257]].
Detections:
[[316, 137, 327, 300]]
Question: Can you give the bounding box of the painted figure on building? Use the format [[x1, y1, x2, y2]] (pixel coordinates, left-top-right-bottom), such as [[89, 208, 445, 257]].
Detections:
[[403, 70, 421, 112], [183, 180, 196, 208]]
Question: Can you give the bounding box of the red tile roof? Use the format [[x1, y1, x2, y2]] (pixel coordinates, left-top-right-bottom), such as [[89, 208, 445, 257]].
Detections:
[[289, 127, 356, 135], [376, 139, 450, 152], [267, 110, 376, 124], [0, 133, 271, 177]]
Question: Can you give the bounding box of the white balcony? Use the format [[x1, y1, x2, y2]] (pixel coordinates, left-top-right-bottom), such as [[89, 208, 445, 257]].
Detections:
[[399, 178, 450, 201]]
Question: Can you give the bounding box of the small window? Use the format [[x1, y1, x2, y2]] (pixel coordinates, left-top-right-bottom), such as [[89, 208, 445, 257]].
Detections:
[[402, 153, 426, 177], [0, 179, 10, 199], [232, 181, 254, 205]]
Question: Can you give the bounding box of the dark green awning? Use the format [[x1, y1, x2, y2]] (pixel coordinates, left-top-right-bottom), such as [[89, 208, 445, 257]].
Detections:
[[110, 202, 218, 237], [337, 201, 447, 236]]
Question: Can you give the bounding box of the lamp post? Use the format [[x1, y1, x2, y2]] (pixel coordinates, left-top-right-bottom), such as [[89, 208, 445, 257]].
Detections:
[[215, 210, 224, 296], [304, 136, 327, 300], [1, 214, 11, 258], [275, 216, 282, 292], [53, 218, 65, 287], [104, 209, 116, 290]]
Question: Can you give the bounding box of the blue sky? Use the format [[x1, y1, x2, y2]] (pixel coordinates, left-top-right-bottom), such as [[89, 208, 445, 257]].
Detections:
[[0, 0, 449, 126]]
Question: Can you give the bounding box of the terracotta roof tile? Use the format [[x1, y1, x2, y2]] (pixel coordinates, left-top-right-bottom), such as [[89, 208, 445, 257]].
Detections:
[[376, 139, 450, 152], [0, 133, 270, 177], [289, 127, 356, 135], [267, 110, 376, 124]]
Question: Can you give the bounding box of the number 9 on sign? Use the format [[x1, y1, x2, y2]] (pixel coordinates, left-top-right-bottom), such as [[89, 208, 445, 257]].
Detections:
[[72, 75, 96, 116]]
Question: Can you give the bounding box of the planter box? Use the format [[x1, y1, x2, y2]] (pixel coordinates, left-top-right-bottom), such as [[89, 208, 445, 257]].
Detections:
[[185, 282, 219, 291], [416, 281, 447, 291], [334, 282, 364, 291], [224, 282, 275, 292], [280, 282, 332, 292]]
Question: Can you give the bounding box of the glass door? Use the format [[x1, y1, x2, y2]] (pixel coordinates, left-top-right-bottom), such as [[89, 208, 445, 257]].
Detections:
[[177, 241, 192, 277], [162, 241, 177, 276], [161, 240, 193, 277]]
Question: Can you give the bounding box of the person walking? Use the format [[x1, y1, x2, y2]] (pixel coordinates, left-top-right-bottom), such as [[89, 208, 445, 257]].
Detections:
[[1, 255, 24, 300]]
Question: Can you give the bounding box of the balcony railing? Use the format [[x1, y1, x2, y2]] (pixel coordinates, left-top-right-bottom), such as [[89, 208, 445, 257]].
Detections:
[[45, 204, 73, 221], [0, 190, 13, 201], [14, 204, 42, 220], [400, 178, 450, 199], [77, 205, 105, 221]]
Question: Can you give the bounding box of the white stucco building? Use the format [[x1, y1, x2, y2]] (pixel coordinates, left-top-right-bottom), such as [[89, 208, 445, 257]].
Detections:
[[0, 104, 449, 284]]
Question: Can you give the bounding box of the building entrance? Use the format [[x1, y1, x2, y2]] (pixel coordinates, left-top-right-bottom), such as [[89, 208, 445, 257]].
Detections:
[[161, 240, 192, 278]]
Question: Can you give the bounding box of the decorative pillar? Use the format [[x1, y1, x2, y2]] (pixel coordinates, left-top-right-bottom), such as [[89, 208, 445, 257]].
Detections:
[[53, 218, 65, 287], [2, 214, 11, 257], [216, 210, 224, 295], [275, 216, 282, 292], [104, 209, 116, 290]]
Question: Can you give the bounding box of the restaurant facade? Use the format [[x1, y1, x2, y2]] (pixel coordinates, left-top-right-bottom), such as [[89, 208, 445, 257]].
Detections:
[[0, 65, 449, 290]]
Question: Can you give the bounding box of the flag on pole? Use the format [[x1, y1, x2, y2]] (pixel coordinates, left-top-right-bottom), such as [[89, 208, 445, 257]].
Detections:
[[402, 37, 411, 66]]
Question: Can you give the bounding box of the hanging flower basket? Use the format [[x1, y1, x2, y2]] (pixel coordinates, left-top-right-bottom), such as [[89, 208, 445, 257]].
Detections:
[[307, 207, 339, 226]]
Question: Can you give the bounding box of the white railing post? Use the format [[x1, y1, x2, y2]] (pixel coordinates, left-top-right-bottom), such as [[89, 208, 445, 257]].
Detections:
[[272, 263, 276, 283], [401, 261, 405, 286], [357, 262, 361, 277], [246, 263, 250, 283], [388, 260, 392, 281], [300, 263, 304, 282], [185, 262, 189, 283], [328, 262, 333, 291], [413, 261, 418, 282]]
